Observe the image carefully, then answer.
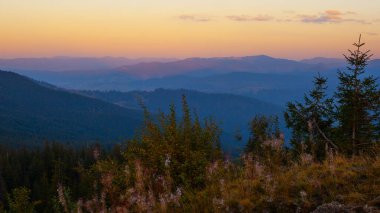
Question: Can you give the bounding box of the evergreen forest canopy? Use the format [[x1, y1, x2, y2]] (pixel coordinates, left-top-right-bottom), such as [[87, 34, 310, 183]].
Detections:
[[0, 36, 379, 212]]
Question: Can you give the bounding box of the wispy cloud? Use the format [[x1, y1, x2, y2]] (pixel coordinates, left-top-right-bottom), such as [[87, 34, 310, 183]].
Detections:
[[175, 10, 372, 25], [283, 10, 296, 14], [298, 10, 370, 24], [226, 15, 273, 22], [299, 10, 343, 23], [176, 14, 213, 22], [364, 32, 378, 36], [276, 18, 294, 23], [345, 11, 357, 15]]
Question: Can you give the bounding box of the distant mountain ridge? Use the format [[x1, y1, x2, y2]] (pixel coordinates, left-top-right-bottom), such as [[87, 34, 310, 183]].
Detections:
[[300, 57, 345, 65], [2, 55, 378, 77], [115, 55, 338, 79], [0, 57, 176, 72], [0, 71, 143, 146], [7, 56, 380, 106]]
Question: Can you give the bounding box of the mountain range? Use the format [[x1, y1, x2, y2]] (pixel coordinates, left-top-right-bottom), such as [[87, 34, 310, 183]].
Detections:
[[1, 54, 379, 152], [8, 55, 373, 105], [0, 71, 286, 154], [115, 55, 327, 79]]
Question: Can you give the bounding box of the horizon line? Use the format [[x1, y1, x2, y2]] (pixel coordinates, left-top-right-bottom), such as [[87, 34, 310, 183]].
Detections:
[[0, 54, 361, 62]]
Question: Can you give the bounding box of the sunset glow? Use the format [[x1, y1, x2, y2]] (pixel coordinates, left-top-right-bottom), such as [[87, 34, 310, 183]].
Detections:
[[1, 0, 379, 59]]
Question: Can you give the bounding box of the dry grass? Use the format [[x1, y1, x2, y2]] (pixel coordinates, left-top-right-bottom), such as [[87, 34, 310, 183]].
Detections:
[[188, 153, 380, 212], [56, 151, 380, 212]]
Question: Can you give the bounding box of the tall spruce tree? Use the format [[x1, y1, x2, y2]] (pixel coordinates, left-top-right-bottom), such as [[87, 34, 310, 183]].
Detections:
[[285, 74, 336, 159], [335, 35, 380, 155]]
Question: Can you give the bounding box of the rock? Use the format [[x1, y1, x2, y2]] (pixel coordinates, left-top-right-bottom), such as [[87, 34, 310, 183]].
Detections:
[[311, 201, 380, 213], [311, 202, 354, 213], [368, 196, 380, 208]]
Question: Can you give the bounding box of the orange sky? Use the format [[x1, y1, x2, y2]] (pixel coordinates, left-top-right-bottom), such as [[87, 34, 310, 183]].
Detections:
[[0, 0, 379, 59]]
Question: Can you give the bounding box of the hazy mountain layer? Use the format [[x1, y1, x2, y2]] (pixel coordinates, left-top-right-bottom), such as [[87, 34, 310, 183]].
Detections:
[[0, 57, 176, 72], [12, 56, 379, 106]]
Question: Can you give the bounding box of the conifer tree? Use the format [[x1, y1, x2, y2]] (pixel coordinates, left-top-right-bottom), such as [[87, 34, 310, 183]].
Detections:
[[285, 74, 336, 159], [7, 187, 40, 213], [335, 35, 380, 155], [124, 96, 221, 189]]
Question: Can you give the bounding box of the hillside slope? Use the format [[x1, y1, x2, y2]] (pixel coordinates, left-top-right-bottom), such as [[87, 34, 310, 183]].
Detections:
[[0, 71, 142, 146]]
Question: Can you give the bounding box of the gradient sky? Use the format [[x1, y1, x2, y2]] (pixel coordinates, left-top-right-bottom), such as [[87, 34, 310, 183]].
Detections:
[[0, 0, 379, 59]]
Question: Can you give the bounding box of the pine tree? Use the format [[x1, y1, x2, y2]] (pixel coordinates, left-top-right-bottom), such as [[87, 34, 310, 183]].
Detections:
[[335, 35, 380, 155], [7, 187, 40, 213], [285, 74, 336, 159], [124, 96, 221, 189]]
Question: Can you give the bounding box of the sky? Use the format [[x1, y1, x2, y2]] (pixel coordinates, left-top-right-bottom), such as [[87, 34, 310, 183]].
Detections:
[[0, 0, 379, 59]]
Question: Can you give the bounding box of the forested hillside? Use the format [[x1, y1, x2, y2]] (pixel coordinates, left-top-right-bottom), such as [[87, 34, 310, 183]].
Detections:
[[0, 71, 142, 146]]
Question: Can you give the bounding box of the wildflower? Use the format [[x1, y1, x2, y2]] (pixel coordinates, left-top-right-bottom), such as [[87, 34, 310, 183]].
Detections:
[[93, 146, 101, 160], [159, 194, 168, 212], [207, 161, 219, 177], [165, 154, 171, 168], [57, 184, 69, 213], [254, 161, 264, 177], [263, 137, 284, 150], [100, 173, 113, 189], [76, 199, 83, 213], [300, 153, 313, 165], [124, 165, 130, 178], [171, 187, 182, 205], [300, 190, 307, 201], [213, 198, 225, 208]]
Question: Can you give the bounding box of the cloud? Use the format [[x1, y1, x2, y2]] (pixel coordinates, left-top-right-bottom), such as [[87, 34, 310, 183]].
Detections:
[[298, 10, 369, 24], [299, 10, 343, 23], [175, 10, 371, 25], [276, 19, 294, 22], [364, 32, 378, 36], [345, 11, 357, 15], [177, 14, 213, 22], [283, 10, 296, 14], [226, 15, 273, 22]]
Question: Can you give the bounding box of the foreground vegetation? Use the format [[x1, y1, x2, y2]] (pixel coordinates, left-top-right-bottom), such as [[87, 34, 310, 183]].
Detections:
[[1, 139, 379, 212], [0, 37, 380, 212]]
